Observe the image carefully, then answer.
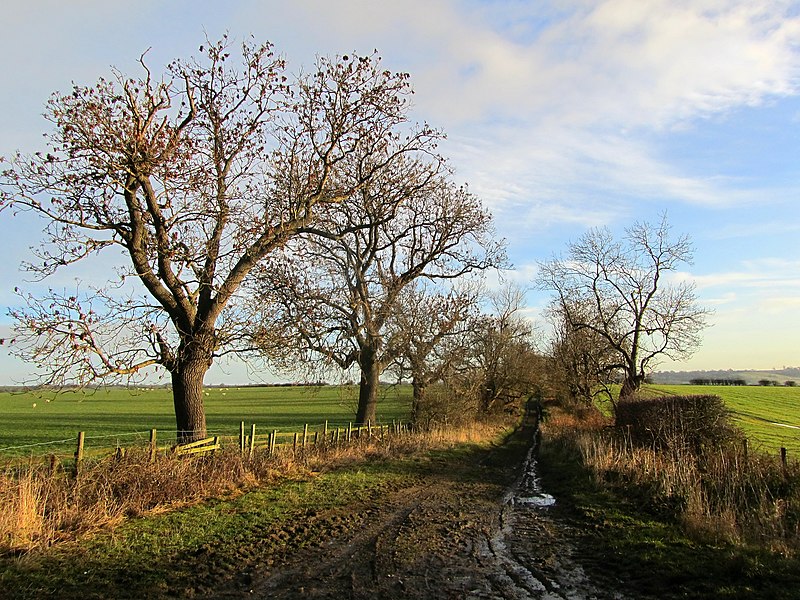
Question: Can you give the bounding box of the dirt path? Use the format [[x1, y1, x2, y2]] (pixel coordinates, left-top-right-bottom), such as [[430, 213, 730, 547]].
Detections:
[[208, 425, 626, 600]]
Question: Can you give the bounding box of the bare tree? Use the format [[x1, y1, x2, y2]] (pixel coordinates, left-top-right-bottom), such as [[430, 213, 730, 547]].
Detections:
[[257, 177, 505, 425], [386, 281, 481, 427], [538, 215, 710, 402], [548, 300, 619, 408], [0, 38, 440, 442], [467, 283, 544, 414]]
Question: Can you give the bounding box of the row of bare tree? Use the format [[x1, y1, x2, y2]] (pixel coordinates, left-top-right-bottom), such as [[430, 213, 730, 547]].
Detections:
[[1, 37, 710, 440], [0, 38, 544, 442]]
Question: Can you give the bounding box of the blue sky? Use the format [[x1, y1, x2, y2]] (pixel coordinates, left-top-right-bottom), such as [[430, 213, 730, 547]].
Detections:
[[1, 0, 799, 383]]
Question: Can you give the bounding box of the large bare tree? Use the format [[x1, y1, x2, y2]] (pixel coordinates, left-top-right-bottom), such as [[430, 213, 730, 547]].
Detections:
[[258, 176, 505, 425], [0, 38, 440, 442], [538, 215, 710, 402]]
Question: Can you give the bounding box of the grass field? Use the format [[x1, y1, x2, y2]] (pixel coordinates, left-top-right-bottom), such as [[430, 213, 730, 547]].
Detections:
[[644, 384, 800, 455], [4, 382, 798, 459], [0, 385, 412, 458]]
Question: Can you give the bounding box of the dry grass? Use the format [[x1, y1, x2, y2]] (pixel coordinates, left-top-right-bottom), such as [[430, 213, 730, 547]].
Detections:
[[0, 420, 505, 555], [542, 403, 800, 555]]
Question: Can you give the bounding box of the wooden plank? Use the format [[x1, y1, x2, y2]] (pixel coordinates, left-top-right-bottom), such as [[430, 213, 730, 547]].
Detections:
[[177, 442, 221, 456], [175, 436, 217, 451]]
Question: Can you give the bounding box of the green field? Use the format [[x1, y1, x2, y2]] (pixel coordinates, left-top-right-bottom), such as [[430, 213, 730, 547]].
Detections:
[[0, 385, 411, 458], [645, 384, 800, 455]]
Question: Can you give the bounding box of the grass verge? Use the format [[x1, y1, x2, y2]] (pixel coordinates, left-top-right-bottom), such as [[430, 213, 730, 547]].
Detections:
[[0, 420, 517, 599]]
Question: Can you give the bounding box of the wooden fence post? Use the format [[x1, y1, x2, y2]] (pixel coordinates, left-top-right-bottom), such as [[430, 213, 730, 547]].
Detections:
[[303, 423, 308, 449], [781, 447, 788, 475], [347, 422, 352, 443], [367, 420, 372, 439], [271, 429, 278, 455], [149, 428, 158, 463], [74, 431, 85, 475], [293, 432, 299, 453], [239, 421, 246, 456], [250, 423, 256, 458]]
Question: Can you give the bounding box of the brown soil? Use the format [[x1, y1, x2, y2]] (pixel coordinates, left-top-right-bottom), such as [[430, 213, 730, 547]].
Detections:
[[204, 426, 627, 600]]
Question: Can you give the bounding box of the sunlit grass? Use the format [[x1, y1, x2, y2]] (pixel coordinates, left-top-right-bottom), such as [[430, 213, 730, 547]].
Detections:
[[0, 385, 412, 458], [643, 385, 800, 455], [0, 421, 509, 599], [539, 403, 800, 599]]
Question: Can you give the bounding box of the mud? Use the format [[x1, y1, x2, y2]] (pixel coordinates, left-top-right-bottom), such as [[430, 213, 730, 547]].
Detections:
[[206, 425, 626, 600]]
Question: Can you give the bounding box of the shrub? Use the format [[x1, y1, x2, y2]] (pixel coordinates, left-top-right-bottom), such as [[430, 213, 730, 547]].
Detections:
[[615, 395, 742, 454], [411, 382, 483, 430]]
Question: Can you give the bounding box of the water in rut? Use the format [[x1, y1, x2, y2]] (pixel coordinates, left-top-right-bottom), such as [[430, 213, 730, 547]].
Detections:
[[211, 414, 627, 599], [470, 424, 625, 600]]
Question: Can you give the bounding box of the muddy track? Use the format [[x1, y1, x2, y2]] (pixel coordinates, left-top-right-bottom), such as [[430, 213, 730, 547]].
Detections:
[[207, 425, 626, 600]]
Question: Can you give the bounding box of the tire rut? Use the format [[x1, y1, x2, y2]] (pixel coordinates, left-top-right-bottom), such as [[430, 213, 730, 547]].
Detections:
[[206, 424, 627, 599], [243, 485, 436, 599]]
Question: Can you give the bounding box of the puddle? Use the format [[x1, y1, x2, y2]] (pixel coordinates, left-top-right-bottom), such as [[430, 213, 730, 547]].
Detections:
[[506, 437, 555, 509], [513, 494, 556, 508]]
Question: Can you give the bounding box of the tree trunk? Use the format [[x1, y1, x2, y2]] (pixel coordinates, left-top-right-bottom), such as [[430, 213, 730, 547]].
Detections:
[[171, 354, 210, 444], [480, 378, 497, 413], [410, 377, 426, 428], [618, 372, 641, 403], [355, 349, 381, 425]]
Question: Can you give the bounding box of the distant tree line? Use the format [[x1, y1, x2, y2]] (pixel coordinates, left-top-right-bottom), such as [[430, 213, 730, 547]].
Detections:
[[689, 378, 797, 387], [689, 378, 747, 386]]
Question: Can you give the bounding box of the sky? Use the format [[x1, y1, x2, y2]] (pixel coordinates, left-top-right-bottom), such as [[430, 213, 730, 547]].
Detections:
[[0, 0, 799, 384]]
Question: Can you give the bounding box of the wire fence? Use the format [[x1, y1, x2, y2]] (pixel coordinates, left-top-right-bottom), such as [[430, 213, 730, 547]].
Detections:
[[1, 418, 409, 466]]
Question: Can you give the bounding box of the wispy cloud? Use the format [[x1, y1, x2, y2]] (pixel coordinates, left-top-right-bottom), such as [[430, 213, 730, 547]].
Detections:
[[686, 258, 800, 289], [708, 218, 800, 240], [330, 0, 800, 218]]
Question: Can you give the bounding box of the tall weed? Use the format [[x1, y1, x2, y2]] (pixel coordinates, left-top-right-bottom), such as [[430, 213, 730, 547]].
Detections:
[[543, 403, 800, 554], [0, 420, 504, 554]]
